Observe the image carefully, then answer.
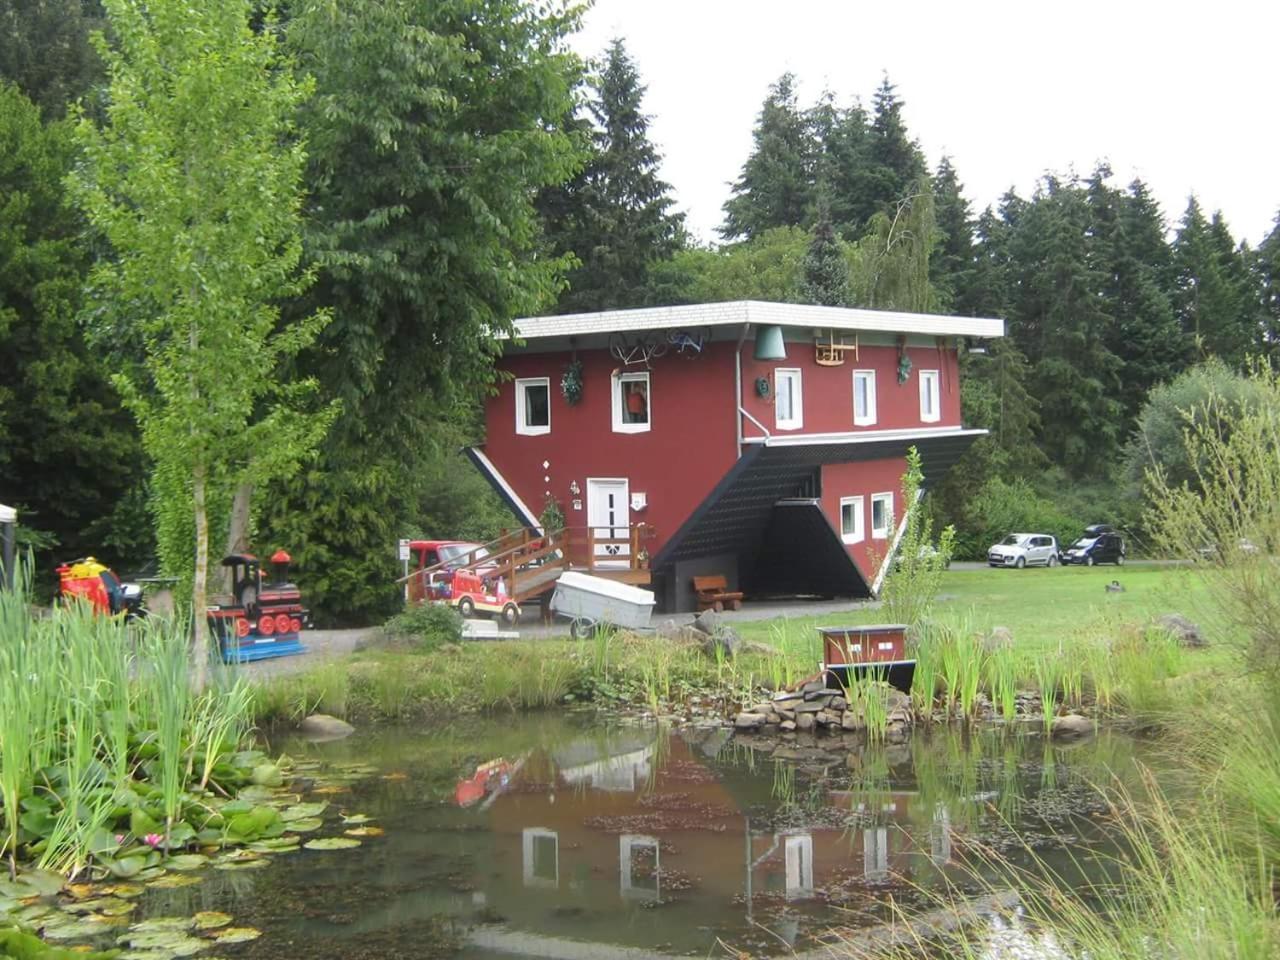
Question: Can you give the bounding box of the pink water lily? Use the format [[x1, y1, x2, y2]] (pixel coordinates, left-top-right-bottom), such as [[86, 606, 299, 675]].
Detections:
[[115, 834, 126, 845], [143, 833, 163, 847]]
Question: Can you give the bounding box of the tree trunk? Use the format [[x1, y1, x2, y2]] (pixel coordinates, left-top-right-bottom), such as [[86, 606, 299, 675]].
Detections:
[[220, 481, 253, 594], [192, 462, 209, 692]]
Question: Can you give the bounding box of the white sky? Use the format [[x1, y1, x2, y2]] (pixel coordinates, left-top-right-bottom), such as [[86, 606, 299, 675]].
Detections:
[[569, 0, 1280, 248]]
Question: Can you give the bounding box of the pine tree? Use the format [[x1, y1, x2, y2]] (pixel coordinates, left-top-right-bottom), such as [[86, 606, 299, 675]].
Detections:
[[543, 38, 684, 313], [930, 156, 975, 312], [721, 73, 813, 240], [1258, 210, 1280, 351], [865, 76, 926, 213], [1172, 198, 1257, 363], [1086, 169, 1188, 424], [1005, 176, 1123, 470], [0, 0, 105, 118], [798, 196, 850, 306]]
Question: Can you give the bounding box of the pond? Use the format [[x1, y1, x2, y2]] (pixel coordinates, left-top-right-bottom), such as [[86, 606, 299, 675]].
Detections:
[[129, 715, 1171, 959]]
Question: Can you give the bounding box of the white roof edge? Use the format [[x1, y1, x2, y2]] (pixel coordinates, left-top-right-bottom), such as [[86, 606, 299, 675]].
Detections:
[[0, 504, 15, 523], [746, 427, 989, 447], [509, 301, 1004, 342]]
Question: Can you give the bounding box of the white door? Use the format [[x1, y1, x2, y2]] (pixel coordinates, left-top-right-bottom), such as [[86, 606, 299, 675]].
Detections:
[[586, 478, 630, 568]]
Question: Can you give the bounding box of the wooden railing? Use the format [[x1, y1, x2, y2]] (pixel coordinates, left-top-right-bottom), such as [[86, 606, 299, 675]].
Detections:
[[398, 524, 656, 604]]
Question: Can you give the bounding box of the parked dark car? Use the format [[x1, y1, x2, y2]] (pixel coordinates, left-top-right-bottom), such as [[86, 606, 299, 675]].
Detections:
[[1061, 524, 1126, 566]]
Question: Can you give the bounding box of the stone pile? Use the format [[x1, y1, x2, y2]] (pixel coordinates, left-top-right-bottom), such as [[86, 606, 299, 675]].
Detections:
[[733, 677, 913, 742]]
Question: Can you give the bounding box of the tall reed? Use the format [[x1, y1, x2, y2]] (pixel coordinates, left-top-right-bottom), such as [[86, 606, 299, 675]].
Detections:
[[1032, 653, 1061, 733]]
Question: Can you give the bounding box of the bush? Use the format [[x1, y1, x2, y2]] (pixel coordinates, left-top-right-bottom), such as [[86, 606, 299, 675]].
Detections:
[[949, 476, 1083, 560], [383, 601, 463, 651]]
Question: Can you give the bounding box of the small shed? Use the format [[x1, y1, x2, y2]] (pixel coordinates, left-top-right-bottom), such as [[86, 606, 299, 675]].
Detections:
[[0, 504, 15, 591]]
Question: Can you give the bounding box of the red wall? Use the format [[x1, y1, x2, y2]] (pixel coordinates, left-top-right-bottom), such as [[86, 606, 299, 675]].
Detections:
[[820, 458, 910, 580], [485, 344, 740, 562], [739, 342, 961, 439]]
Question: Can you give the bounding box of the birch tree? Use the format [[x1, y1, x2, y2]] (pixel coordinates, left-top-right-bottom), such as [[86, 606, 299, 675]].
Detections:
[[71, 0, 331, 684]]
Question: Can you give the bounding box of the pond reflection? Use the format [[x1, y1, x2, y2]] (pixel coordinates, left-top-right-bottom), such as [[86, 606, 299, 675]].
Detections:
[[183, 716, 1162, 960]]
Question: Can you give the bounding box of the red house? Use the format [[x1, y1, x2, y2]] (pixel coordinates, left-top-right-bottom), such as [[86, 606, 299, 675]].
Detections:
[[467, 301, 1003, 612]]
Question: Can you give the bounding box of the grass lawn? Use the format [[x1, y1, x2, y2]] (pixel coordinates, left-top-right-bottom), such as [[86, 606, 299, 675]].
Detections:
[[736, 563, 1223, 655]]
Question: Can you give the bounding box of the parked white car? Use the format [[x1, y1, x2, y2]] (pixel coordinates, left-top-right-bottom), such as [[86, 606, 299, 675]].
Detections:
[[987, 533, 1059, 569]]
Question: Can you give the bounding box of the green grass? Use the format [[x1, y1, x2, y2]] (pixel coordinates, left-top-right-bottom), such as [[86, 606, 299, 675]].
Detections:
[[736, 564, 1219, 654]]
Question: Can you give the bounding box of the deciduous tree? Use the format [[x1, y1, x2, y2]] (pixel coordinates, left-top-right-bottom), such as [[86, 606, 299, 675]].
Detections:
[[72, 0, 332, 682]]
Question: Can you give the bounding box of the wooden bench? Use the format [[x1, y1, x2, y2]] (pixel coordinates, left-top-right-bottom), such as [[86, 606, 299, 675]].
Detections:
[[692, 575, 743, 613]]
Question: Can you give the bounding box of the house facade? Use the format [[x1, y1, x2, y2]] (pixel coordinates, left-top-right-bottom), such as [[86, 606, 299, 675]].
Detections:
[[468, 301, 1003, 611]]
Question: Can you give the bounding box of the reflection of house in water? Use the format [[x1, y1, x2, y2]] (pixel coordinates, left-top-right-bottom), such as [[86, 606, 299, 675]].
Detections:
[[466, 729, 953, 956]]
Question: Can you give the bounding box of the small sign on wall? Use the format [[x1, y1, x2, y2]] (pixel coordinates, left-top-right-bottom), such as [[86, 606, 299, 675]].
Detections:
[[630, 492, 647, 511], [572, 499, 582, 511], [397, 538, 411, 562]]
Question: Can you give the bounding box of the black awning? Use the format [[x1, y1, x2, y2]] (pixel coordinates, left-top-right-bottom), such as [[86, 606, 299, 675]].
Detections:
[[652, 430, 982, 571]]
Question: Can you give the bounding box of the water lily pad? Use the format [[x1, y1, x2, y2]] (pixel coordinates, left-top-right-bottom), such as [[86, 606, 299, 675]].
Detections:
[[193, 911, 233, 930], [66, 882, 98, 899], [303, 837, 361, 851], [280, 802, 327, 822], [105, 883, 146, 899], [248, 840, 299, 854], [250, 764, 283, 788], [213, 859, 270, 872], [165, 854, 209, 872], [130, 916, 194, 933], [236, 785, 278, 803], [284, 818, 322, 833], [42, 917, 106, 939], [147, 873, 204, 889], [213, 927, 260, 944], [121, 931, 209, 956], [344, 826, 384, 838], [339, 814, 374, 825], [14, 869, 64, 896], [134, 867, 167, 881]]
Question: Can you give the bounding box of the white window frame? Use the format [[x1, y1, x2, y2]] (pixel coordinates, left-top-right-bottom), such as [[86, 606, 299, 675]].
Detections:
[[853, 369, 877, 426], [774, 368, 803, 431], [871, 492, 894, 540], [514, 377, 551, 436], [611, 371, 651, 434], [839, 496, 865, 545], [919, 369, 940, 423]]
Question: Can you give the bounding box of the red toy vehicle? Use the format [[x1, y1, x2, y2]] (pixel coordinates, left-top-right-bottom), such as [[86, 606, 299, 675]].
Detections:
[[57, 557, 146, 618], [207, 551, 308, 662], [444, 567, 520, 625]]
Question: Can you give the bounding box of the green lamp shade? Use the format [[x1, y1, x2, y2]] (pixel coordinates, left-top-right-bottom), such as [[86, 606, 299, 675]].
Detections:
[[753, 325, 787, 361]]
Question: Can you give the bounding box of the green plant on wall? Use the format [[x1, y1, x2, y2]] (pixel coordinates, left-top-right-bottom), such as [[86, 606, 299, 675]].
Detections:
[[540, 494, 566, 533]]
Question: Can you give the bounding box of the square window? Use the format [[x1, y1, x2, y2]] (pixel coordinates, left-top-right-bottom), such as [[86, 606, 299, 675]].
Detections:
[[612, 371, 651, 433], [853, 370, 877, 426], [840, 496, 864, 544], [775, 368, 803, 430], [919, 370, 940, 423], [515, 377, 550, 436], [871, 492, 894, 540]]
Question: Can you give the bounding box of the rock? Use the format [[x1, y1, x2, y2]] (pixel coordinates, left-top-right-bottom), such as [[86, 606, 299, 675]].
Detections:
[[984, 626, 1014, 652], [774, 706, 797, 722], [701, 627, 742, 660], [733, 712, 767, 730], [1051, 714, 1095, 739], [297, 714, 355, 742], [691, 609, 722, 636], [799, 678, 827, 696], [1155, 613, 1205, 648], [841, 711, 861, 731], [884, 688, 911, 714], [794, 700, 826, 714], [815, 710, 838, 728], [796, 713, 816, 732], [658, 621, 707, 646], [829, 695, 848, 711], [804, 686, 843, 702], [779, 720, 796, 732]]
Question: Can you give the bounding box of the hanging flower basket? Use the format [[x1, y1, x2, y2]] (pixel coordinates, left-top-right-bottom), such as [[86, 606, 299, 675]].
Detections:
[[561, 360, 584, 405]]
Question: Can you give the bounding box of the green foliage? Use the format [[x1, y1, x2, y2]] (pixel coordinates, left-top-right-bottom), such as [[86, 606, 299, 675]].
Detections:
[[946, 476, 1082, 560], [384, 602, 463, 652], [847, 183, 938, 312], [541, 37, 684, 313], [263, 0, 582, 624], [538, 494, 566, 533], [1126, 357, 1265, 493], [929, 155, 975, 312], [0, 83, 145, 572], [0, 0, 106, 121], [71, 0, 333, 675], [1144, 361, 1280, 676], [880, 447, 955, 625]]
